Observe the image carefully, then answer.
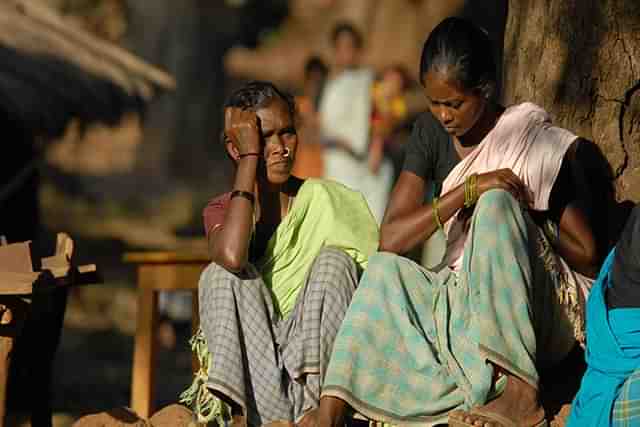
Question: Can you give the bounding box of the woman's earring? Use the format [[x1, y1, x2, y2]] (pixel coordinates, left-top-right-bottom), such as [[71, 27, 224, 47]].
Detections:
[[283, 147, 290, 158]]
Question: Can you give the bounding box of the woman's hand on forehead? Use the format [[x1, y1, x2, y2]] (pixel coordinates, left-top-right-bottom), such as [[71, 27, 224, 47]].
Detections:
[[224, 107, 262, 155]]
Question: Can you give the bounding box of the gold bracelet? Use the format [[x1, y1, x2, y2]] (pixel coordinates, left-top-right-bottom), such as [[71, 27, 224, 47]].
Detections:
[[471, 174, 478, 205], [433, 197, 443, 230], [464, 177, 470, 207], [471, 174, 478, 204], [464, 174, 478, 208]]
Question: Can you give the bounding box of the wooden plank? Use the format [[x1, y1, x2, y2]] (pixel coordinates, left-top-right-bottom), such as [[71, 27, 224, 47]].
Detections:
[[0, 271, 41, 295], [137, 264, 205, 291], [123, 251, 209, 265], [0, 242, 32, 273], [0, 296, 30, 427], [130, 285, 158, 419], [191, 290, 200, 374]]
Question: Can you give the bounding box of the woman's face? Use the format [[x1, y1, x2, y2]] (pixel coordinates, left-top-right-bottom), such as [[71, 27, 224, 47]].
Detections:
[[422, 70, 487, 137], [255, 98, 298, 185]]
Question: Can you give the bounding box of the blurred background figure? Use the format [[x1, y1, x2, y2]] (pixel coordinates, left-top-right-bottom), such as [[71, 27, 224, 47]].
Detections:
[[299, 55, 329, 119], [370, 64, 414, 181], [318, 21, 394, 223], [292, 55, 329, 179]]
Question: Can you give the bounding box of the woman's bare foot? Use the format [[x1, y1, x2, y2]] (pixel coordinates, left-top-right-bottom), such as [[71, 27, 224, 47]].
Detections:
[[316, 396, 348, 427], [297, 408, 318, 427], [449, 372, 545, 426]]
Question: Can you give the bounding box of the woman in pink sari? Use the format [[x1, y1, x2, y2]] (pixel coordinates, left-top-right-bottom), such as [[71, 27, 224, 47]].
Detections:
[[317, 17, 599, 427]]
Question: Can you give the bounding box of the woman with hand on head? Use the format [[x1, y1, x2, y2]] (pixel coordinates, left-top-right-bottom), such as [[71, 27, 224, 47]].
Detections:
[[317, 17, 598, 427], [183, 81, 378, 427]]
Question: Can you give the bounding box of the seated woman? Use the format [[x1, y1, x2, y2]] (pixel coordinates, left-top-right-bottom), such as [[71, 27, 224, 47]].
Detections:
[[183, 81, 379, 427], [316, 17, 598, 427], [568, 205, 640, 427]]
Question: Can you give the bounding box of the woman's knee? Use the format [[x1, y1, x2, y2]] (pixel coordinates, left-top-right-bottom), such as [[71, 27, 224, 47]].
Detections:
[[474, 189, 521, 220], [307, 247, 359, 298], [198, 261, 257, 303]]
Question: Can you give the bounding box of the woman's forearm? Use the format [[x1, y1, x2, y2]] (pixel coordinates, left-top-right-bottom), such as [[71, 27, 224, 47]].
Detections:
[[555, 229, 598, 278], [209, 157, 259, 271], [380, 183, 466, 254]]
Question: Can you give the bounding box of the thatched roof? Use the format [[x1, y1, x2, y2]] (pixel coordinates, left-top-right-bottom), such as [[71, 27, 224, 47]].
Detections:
[[0, 0, 175, 139]]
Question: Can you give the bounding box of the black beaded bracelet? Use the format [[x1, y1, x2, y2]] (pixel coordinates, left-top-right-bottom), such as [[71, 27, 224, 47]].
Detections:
[[238, 152, 260, 158], [230, 190, 255, 204]]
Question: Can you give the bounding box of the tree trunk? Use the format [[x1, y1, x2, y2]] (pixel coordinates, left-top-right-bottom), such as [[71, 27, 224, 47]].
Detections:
[[502, 0, 640, 203]]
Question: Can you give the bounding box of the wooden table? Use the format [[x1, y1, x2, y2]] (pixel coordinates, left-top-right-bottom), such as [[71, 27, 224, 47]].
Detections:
[[123, 250, 210, 419]]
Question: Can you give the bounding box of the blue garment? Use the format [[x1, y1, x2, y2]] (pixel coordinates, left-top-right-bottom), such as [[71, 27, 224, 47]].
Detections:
[[568, 249, 640, 426]]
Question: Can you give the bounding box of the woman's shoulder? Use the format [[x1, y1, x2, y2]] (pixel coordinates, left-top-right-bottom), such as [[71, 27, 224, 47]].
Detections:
[[413, 110, 447, 133], [302, 178, 357, 195], [409, 111, 449, 148], [503, 102, 551, 124], [301, 178, 371, 204]]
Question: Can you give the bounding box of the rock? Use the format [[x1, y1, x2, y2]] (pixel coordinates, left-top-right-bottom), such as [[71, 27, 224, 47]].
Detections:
[[149, 404, 195, 427], [72, 407, 149, 427]]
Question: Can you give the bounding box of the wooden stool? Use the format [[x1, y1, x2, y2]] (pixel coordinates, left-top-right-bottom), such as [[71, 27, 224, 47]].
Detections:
[[0, 233, 97, 427], [123, 250, 209, 419]]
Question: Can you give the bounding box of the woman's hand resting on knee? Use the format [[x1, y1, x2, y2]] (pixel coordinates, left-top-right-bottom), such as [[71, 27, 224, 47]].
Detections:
[[476, 169, 532, 206]]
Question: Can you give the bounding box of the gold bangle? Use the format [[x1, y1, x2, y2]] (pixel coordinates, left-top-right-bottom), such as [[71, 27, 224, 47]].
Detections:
[[471, 173, 478, 205], [464, 176, 471, 208], [465, 177, 470, 207], [464, 174, 478, 208], [433, 197, 443, 230]]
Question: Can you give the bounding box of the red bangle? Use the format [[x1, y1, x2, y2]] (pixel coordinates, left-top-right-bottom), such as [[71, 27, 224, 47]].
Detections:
[[239, 152, 260, 158], [230, 190, 255, 205]]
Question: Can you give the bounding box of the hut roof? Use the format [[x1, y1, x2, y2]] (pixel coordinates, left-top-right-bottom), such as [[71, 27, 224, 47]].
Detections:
[[0, 0, 176, 139]]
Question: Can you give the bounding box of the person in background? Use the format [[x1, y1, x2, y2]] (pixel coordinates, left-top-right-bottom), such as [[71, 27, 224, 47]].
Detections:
[[182, 81, 378, 427], [293, 56, 329, 178], [317, 21, 394, 223], [298, 55, 329, 122], [369, 64, 412, 179]]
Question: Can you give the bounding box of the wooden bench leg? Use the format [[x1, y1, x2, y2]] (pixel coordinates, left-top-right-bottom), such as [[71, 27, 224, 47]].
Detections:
[[0, 297, 29, 427], [130, 287, 158, 419], [191, 290, 199, 374]]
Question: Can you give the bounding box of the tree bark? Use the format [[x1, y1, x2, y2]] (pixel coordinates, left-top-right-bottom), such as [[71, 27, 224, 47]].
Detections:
[[502, 0, 640, 203]]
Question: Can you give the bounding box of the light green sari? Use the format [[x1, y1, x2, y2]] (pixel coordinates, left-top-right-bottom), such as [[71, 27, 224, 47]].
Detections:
[[258, 178, 379, 316]]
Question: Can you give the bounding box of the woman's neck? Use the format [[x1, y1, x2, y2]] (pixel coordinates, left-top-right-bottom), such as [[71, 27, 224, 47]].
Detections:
[[459, 102, 504, 148], [256, 176, 301, 222]]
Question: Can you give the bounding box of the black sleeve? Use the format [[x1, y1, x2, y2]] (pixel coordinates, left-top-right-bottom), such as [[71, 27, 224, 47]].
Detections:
[[402, 113, 435, 181], [608, 204, 640, 308], [547, 157, 575, 224]]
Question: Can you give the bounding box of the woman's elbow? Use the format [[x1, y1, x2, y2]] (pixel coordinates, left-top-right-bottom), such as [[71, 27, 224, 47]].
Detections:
[[579, 241, 599, 278], [212, 248, 247, 273], [379, 226, 401, 254]]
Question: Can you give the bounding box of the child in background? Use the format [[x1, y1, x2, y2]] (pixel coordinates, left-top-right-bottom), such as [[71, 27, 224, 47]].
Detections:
[[369, 64, 411, 176]]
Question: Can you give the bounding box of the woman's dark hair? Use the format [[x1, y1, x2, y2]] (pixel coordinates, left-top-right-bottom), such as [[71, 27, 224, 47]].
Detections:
[[330, 21, 364, 49], [304, 55, 329, 79], [221, 80, 296, 144], [418, 17, 496, 99], [224, 80, 295, 116]]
